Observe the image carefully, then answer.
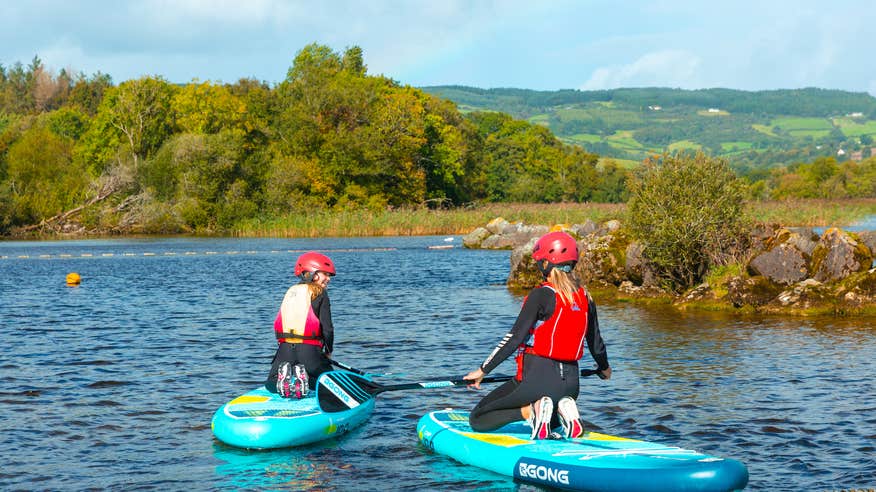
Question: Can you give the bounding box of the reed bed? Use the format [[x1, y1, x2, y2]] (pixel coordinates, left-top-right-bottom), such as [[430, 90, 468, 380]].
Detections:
[[233, 199, 876, 238]]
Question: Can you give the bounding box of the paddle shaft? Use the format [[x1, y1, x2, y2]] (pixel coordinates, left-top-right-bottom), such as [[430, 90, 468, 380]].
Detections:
[[370, 368, 601, 395]]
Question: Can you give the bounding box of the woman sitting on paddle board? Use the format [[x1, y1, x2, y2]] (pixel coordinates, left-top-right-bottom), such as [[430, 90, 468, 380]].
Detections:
[[464, 231, 611, 439], [265, 252, 337, 399]]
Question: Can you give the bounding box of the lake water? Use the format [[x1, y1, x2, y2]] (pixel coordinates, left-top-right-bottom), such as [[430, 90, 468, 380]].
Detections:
[[1, 236, 874, 491]]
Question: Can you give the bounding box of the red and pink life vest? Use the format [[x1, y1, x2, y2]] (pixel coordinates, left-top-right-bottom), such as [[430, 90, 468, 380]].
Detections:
[[516, 282, 589, 379], [273, 284, 323, 347]]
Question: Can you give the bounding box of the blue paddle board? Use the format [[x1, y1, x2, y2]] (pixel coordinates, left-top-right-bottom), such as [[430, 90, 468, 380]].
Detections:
[[418, 410, 748, 491], [212, 371, 375, 449]]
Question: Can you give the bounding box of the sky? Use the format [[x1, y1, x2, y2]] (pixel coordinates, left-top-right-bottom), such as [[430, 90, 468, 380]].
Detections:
[[2, 0, 875, 95]]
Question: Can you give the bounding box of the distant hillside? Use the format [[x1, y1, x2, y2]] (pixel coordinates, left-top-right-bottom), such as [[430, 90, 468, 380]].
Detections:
[[420, 86, 876, 168]]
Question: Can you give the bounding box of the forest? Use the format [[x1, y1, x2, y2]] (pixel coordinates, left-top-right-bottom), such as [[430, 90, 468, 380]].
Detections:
[[1, 45, 875, 236]]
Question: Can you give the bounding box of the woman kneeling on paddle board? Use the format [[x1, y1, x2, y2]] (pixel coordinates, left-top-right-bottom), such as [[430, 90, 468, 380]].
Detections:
[[464, 231, 611, 440], [265, 251, 337, 399]]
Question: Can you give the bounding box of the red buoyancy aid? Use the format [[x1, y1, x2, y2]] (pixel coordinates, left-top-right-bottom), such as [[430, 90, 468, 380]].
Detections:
[[274, 284, 323, 347], [515, 282, 589, 380]]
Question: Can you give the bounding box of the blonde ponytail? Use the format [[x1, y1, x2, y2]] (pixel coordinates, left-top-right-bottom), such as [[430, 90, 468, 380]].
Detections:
[[547, 268, 581, 305]]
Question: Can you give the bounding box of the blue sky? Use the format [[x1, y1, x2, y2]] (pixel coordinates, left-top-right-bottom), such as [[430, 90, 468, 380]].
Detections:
[[2, 0, 875, 95]]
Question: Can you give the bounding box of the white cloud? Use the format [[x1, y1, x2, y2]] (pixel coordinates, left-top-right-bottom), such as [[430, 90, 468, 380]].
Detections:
[[581, 50, 702, 90]]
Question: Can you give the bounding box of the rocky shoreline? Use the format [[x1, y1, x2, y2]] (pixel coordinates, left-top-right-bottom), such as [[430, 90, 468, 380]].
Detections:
[[464, 217, 876, 316]]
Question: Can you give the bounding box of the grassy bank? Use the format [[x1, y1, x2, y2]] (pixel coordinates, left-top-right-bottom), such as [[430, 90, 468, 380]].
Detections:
[[746, 198, 876, 227], [232, 199, 876, 238]]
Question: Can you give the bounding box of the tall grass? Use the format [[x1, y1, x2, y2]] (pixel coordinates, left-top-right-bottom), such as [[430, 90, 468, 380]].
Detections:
[[747, 198, 876, 226], [232, 199, 876, 238], [233, 203, 625, 238]]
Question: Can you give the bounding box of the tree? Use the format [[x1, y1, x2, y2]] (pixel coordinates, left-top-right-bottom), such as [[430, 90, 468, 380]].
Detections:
[[4, 125, 87, 223], [627, 152, 749, 291], [83, 76, 175, 172], [173, 80, 247, 135]]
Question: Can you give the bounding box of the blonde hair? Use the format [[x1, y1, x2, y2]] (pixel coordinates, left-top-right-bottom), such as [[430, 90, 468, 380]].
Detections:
[[308, 281, 325, 300], [547, 268, 582, 305]]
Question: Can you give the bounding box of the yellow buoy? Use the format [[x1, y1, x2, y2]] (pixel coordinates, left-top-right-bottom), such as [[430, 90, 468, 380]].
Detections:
[[66, 272, 81, 286]]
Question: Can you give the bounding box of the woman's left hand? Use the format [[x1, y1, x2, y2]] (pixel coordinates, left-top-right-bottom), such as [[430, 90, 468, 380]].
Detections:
[[463, 368, 485, 389]]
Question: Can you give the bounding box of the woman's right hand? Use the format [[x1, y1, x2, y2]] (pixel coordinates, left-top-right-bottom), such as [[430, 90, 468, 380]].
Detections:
[[463, 368, 485, 389]]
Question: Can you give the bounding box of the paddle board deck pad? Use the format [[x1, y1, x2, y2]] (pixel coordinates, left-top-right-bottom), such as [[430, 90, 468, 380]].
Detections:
[[211, 371, 375, 449], [417, 410, 748, 492]]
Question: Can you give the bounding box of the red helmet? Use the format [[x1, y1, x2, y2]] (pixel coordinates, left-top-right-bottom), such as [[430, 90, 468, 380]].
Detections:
[[294, 252, 336, 277], [532, 231, 578, 267]]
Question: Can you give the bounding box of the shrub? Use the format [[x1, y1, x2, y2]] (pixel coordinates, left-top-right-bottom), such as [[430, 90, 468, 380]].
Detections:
[[627, 152, 750, 291]]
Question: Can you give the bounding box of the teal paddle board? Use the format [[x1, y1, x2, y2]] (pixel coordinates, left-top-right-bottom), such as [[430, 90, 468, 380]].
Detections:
[[211, 371, 375, 449], [417, 410, 748, 491]]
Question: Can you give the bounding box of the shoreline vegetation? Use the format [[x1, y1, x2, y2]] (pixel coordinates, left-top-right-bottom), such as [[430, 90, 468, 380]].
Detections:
[[4, 198, 876, 240], [230, 198, 876, 238]]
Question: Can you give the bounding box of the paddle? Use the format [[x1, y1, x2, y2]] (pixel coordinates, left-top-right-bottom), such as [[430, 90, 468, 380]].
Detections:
[[317, 368, 603, 413]]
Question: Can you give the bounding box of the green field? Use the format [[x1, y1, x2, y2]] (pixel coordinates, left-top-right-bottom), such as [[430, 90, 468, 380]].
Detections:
[[720, 141, 753, 152], [668, 140, 702, 151], [833, 117, 876, 137], [606, 131, 646, 151], [751, 124, 777, 136], [770, 117, 833, 131], [566, 133, 602, 143]]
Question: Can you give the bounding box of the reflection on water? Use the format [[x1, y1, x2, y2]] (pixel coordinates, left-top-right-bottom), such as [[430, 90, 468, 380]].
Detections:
[[1, 236, 874, 491]]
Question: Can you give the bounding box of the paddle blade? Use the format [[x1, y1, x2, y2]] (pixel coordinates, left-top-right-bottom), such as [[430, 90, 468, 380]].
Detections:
[[316, 370, 380, 413]]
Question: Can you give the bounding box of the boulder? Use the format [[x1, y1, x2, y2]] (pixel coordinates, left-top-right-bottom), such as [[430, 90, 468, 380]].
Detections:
[[624, 241, 660, 288], [856, 231, 876, 260], [576, 232, 629, 286], [786, 228, 819, 256], [463, 227, 491, 249], [485, 217, 510, 235], [726, 275, 783, 308], [748, 242, 809, 285], [572, 220, 598, 237], [508, 237, 541, 291], [811, 228, 873, 282]]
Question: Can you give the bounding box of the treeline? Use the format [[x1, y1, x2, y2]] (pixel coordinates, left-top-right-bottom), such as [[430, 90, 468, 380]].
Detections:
[[2, 47, 875, 237], [423, 85, 876, 119], [0, 46, 628, 234]]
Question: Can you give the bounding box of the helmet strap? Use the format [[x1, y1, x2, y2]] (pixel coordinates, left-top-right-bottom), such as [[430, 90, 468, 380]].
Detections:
[[298, 271, 314, 283], [536, 260, 553, 278]]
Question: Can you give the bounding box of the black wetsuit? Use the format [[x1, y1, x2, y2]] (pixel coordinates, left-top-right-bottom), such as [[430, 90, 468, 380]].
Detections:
[[264, 291, 334, 391], [469, 286, 609, 432]]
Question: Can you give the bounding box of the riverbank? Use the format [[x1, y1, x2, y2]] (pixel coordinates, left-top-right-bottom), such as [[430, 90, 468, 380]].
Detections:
[[5, 198, 876, 240]]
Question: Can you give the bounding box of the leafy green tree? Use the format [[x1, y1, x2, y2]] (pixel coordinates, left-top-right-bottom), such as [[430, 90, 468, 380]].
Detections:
[[173, 80, 247, 135], [4, 125, 87, 223], [68, 72, 113, 116], [627, 152, 749, 291]]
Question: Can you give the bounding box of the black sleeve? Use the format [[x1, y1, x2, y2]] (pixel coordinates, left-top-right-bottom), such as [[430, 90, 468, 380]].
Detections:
[[480, 287, 554, 375], [585, 297, 610, 371], [314, 293, 334, 354]]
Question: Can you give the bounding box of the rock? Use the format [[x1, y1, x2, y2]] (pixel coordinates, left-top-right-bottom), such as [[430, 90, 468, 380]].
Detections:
[[462, 227, 491, 249], [748, 242, 808, 285], [856, 231, 876, 260], [624, 241, 660, 288], [678, 282, 714, 303], [572, 220, 598, 237], [602, 220, 621, 233], [774, 278, 829, 309], [576, 232, 629, 286], [786, 228, 819, 256], [508, 237, 541, 291], [485, 217, 510, 235], [749, 223, 781, 253], [811, 228, 873, 282], [618, 280, 667, 298], [726, 275, 783, 308]]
